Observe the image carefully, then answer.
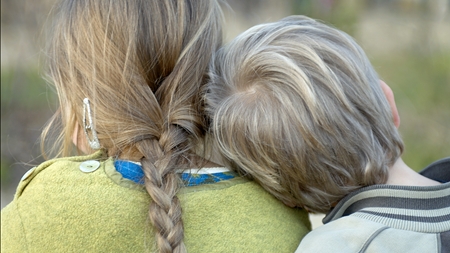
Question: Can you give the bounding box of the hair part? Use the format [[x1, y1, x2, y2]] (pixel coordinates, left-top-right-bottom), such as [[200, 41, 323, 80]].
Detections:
[[43, 0, 223, 252], [205, 15, 403, 213]]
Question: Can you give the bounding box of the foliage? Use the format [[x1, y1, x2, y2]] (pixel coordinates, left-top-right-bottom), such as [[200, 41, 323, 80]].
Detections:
[[373, 52, 450, 170]]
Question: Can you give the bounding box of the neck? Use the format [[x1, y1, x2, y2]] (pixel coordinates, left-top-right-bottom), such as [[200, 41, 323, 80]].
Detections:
[[386, 158, 441, 186]]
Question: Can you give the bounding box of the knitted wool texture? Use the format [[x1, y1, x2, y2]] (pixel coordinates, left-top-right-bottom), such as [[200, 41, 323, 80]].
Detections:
[[1, 151, 311, 252]]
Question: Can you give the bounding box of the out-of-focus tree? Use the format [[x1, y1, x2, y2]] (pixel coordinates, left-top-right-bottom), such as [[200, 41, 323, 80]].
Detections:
[[290, 0, 365, 35]]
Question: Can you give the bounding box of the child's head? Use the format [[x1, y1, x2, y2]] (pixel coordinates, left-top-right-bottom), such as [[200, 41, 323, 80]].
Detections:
[[43, 0, 222, 251], [205, 15, 404, 213]]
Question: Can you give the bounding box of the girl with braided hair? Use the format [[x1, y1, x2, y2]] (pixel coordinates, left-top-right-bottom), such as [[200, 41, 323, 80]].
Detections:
[[1, 1, 310, 252]]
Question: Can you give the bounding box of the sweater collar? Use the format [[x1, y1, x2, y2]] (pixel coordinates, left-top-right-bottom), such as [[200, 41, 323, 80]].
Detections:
[[113, 160, 235, 186], [323, 157, 450, 232]]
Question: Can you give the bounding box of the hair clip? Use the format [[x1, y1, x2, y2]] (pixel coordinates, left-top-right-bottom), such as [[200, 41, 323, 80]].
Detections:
[[82, 98, 101, 150]]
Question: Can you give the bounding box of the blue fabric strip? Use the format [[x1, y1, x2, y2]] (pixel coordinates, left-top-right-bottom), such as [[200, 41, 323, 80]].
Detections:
[[114, 160, 236, 186], [181, 172, 236, 186], [114, 160, 145, 184]]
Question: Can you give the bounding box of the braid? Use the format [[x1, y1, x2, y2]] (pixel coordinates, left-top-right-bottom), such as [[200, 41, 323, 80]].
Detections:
[[136, 125, 190, 253], [132, 1, 222, 251]]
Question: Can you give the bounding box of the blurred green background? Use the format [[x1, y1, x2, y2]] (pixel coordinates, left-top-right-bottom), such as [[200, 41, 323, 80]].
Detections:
[[1, 0, 449, 208]]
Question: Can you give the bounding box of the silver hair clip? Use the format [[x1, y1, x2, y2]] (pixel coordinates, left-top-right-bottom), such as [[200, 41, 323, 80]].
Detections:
[[83, 98, 101, 150]]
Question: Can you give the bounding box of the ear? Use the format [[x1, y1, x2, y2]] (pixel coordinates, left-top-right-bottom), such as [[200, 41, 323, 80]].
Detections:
[[72, 122, 89, 154], [72, 122, 80, 147], [380, 80, 400, 128]]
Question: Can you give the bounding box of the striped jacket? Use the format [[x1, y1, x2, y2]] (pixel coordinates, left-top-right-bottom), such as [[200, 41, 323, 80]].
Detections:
[[297, 157, 450, 253]]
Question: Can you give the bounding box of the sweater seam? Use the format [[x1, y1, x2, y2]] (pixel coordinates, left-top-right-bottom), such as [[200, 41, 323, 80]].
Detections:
[[358, 226, 389, 253], [15, 201, 30, 252], [437, 233, 441, 253]]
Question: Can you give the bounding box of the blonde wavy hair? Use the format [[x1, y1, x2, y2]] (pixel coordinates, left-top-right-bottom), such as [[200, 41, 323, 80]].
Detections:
[[205, 15, 403, 213], [41, 0, 222, 252]]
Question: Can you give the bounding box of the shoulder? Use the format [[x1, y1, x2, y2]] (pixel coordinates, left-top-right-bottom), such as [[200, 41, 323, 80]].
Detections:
[[182, 175, 308, 225], [15, 150, 148, 196], [182, 178, 311, 252], [11, 150, 150, 212], [13, 150, 107, 197], [295, 216, 388, 253], [1, 151, 150, 252], [420, 157, 450, 183]]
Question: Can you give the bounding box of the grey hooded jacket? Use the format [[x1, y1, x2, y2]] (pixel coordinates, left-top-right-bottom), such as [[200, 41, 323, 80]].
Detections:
[[296, 157, 450, 253]]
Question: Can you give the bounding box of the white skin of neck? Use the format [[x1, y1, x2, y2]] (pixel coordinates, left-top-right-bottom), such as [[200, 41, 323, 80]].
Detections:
[[386, 157, 441, 186], [380, 80, 441, 186]]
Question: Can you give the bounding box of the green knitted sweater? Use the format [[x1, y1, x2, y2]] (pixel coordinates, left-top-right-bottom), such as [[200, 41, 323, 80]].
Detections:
[[1, 151, 310, 252]]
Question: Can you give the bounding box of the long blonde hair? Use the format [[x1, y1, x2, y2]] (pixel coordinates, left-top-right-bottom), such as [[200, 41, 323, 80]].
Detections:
[[42, 0, 223, 252], [205, 16, 403, 213]]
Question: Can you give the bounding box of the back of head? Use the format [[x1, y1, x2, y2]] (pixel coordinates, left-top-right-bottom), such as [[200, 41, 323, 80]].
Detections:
[[43, 0, 222, 252], [205, 15, 403, 213]]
